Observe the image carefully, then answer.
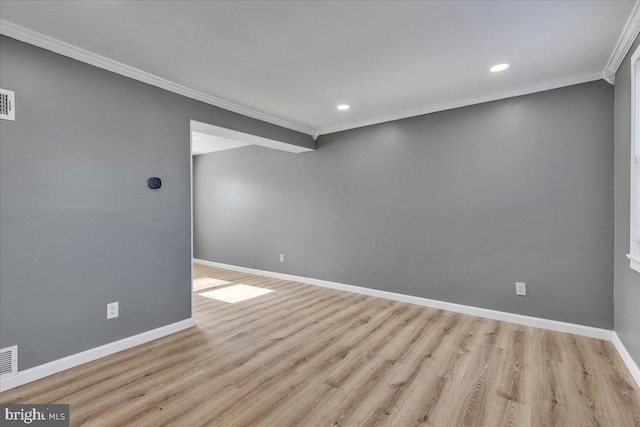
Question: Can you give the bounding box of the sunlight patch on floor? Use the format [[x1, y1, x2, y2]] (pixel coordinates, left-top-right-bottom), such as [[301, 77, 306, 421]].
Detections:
[[198, 284, 274, 303], [193, 277, 231, 291]]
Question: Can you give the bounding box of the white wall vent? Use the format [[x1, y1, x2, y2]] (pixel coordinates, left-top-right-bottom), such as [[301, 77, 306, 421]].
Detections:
[[1, 88, 16, 121], [0, 345, 18, 379]]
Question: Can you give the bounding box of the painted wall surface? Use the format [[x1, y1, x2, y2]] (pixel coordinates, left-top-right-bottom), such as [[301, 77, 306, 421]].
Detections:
[[0, 35, 314, 370], [614, 35, 640, 366], [194, 80, 615, 329]]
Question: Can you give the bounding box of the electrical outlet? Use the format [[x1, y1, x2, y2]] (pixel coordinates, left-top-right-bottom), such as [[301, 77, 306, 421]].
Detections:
[[515, 282, 526, 296], [280, 254, 285, 263], [107, 302, 119, 319]]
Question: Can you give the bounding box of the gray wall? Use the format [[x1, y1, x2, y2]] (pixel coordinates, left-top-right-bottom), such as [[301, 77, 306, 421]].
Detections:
[[0, 35, 314, 371], [194, 80, 615, 329], [614, 35, 640, 366]]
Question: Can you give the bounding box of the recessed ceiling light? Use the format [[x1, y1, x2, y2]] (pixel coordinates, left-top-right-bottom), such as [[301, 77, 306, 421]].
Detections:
[[490, 63, 509, 72], [337, 104, 350, 110]]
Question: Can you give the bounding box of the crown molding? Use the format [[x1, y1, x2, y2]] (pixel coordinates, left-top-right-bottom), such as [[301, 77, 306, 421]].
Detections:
[[605, 0, 640, 81], [0, 19, 617, 138], [604, 69, 616, 85], [0, 20, 316, 137], [317, 70, 606, 136]]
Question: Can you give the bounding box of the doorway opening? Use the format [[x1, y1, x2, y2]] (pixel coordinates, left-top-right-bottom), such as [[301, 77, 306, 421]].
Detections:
[[189, 120, 312, 321]]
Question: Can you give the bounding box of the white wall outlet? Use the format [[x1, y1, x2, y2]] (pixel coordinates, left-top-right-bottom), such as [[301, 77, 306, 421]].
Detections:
[[515, 282, 526, 296], [280, 254, 285, 263], [107, 302, 119, 319]]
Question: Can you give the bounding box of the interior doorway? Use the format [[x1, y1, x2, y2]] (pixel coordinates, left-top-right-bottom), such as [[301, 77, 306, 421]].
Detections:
[[189, 120, 313, 321]]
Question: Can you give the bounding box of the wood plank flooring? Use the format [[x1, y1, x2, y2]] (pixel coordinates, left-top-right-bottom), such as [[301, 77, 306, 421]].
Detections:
[[2, 263, 639, 426]]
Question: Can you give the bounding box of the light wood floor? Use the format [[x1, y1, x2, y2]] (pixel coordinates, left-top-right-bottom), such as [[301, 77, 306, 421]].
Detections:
[[2, 263, 640, 426]]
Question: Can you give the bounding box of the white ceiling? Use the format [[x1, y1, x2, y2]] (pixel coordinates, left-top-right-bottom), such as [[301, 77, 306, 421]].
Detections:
[[0, 1, 637, 136]]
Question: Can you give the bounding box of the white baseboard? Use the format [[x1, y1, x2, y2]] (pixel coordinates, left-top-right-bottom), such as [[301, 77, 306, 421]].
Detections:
[[193, 259, 613, 341], [0, 318, 194, 392], [612, 332, 640, 388]]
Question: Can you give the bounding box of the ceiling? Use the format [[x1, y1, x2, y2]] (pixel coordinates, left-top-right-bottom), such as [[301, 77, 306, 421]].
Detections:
[[0, 1, 637, 136]]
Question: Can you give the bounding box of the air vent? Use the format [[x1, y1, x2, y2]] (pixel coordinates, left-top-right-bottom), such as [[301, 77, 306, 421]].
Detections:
[[0, 345, 18, 379], [1, 88, 16, 121]]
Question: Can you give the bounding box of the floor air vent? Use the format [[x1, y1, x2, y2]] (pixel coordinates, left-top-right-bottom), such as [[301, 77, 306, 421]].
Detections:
[[1, 88, 16, 121], [0, 345, 18, 379]]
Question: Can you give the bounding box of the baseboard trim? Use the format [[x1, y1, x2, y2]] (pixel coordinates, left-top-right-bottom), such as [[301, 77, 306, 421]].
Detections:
[[193, 259, 612, 341], [0, 318, 194, 392], [612, 332, 640, 388]]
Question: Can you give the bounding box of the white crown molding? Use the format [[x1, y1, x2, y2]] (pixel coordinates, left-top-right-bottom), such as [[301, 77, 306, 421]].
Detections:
[[0, 19, 620, 138], [604, 69, 617, 85], [0, 20, 316, 137], [605, 0, 640, 81], [612, 332, 640, 388], [317, 70, 606, 135], [0, 318, 194, 391], [193, 259, 613, 341]]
